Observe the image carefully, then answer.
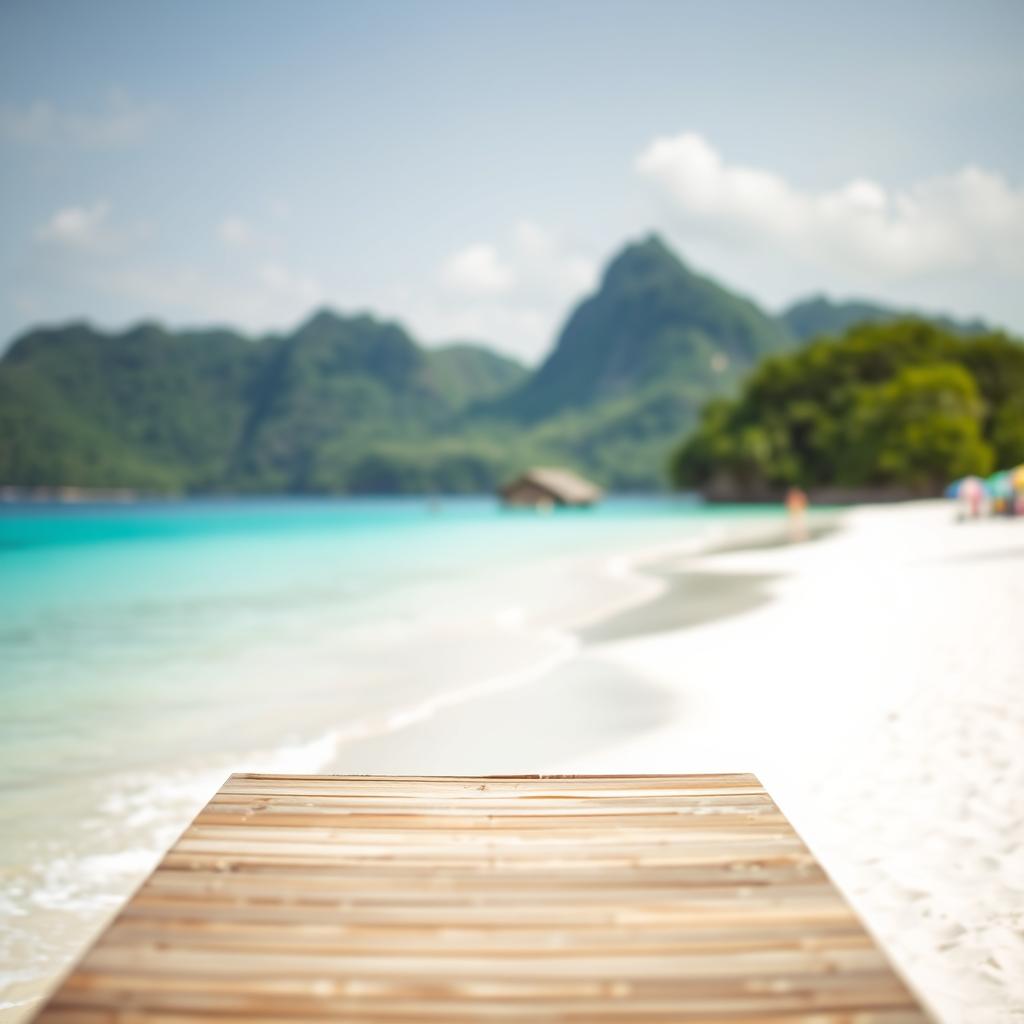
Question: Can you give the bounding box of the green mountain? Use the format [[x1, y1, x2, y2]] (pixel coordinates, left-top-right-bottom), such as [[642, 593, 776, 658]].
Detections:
[[0, 321, 260, 490], [782, 295, 989, 343], [3, 234, 1012, 496], [472, 234, 797, 488], [226, 310, 453, 492], [489, 235, 795, 421], [427, 343, 528, 410], [0, 311, 530, 494]]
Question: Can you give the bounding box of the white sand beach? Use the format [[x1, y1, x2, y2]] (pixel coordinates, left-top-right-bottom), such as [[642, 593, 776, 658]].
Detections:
[[557, 501, 1024, 1024]]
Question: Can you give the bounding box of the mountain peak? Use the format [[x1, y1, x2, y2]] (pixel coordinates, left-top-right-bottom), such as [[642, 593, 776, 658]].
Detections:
[[295, 307, 348, 335], [603, 232, 682, 279], [484, 235, 794, 422]]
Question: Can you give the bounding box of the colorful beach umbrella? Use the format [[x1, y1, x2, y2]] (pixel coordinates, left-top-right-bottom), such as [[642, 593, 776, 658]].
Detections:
[[955, 476, 985, 500], [986, 471, 1013, 499]]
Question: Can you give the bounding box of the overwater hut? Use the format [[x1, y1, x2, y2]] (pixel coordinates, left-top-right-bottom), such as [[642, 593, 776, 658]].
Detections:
[[499, 467, 603, 508]]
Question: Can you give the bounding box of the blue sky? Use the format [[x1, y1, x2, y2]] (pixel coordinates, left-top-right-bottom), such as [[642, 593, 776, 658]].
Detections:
[[2, 0, 1023, 361]]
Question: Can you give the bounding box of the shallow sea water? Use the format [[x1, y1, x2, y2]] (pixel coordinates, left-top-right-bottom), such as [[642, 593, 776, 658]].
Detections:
[[0, 494, 783, 1014]]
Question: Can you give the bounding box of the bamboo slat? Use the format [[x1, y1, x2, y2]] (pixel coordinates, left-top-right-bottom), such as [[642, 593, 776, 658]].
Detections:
[[34, 773, 931, 1022]]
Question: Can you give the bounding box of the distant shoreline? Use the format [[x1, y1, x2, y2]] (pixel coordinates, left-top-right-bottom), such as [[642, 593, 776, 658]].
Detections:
[[0, 484, 938, 507], [700, 484, 936, 504], [0, 485, 141, 503]]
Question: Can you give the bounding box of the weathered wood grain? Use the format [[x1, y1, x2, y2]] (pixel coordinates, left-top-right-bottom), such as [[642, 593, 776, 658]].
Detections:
[[34, 773, 931, 1022]]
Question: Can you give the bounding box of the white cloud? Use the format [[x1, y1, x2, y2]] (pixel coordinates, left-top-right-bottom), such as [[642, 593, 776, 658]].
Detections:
[[217, 217, 255, 248], [430, 222, 598, 360], [66, 259, 326, 337], [636, 132, 1024, 282], [440, 243, 515, 294], [0, 91, 160, 148], [510, 221, 597, 298], [21, 196, 325, 339], [258, 263, 322, 306], [35, 201, 112, 248]]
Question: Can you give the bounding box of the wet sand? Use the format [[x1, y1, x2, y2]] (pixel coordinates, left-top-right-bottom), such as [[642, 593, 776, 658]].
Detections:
[[323, 519, 838, 774], [325, 659, 676, 775], [580, 519, 835, 645]]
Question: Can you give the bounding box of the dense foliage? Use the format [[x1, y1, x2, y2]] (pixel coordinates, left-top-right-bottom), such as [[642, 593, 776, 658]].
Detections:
[[671, 321, 1024, 497], [3, 235, 1016, 496], [0, 314, 532, 494], [0, 235, 797, 493]]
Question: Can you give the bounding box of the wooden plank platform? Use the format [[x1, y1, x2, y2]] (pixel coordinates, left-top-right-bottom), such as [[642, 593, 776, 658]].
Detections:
[[36, 773, 931, 1022]]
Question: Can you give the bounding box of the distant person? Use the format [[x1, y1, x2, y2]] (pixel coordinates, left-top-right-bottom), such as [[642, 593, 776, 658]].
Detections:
[[970, 485, 984, 519], [785, 486, 809, 541], [958, 477, 984, 520]]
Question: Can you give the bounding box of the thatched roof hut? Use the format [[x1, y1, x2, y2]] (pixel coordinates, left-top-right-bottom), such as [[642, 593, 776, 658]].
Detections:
[[498, 467, 603, 508]]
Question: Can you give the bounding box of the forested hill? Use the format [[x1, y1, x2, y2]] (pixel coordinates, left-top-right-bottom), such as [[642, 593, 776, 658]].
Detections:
[[483, 235, 796, 422], [672, 321, 1024, 499], [781, 295, 990, 342], [0, 313, 528, 493], [0, 234, 1012, 494]]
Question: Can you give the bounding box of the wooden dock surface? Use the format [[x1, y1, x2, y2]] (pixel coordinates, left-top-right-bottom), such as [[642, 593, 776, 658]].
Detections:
[[36, 773, 930, 1022]]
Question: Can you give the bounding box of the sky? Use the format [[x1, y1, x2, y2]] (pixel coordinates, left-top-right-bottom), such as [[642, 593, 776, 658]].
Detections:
[[2, 0, 1023, 362]]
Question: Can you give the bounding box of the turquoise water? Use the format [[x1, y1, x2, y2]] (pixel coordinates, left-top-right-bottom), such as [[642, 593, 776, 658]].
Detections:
[[0, 494, 785, 788], [1, 495, 728, 617], [0, 495, 783, 1010]]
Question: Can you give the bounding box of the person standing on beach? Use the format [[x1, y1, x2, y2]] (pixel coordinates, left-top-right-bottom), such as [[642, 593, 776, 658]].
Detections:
[[785, 486, 809, 541]]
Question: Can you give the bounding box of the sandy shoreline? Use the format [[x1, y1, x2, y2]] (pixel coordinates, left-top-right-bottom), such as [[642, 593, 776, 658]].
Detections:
[[314, 517, 838, 777], [6, 502, 1021, 1022]]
